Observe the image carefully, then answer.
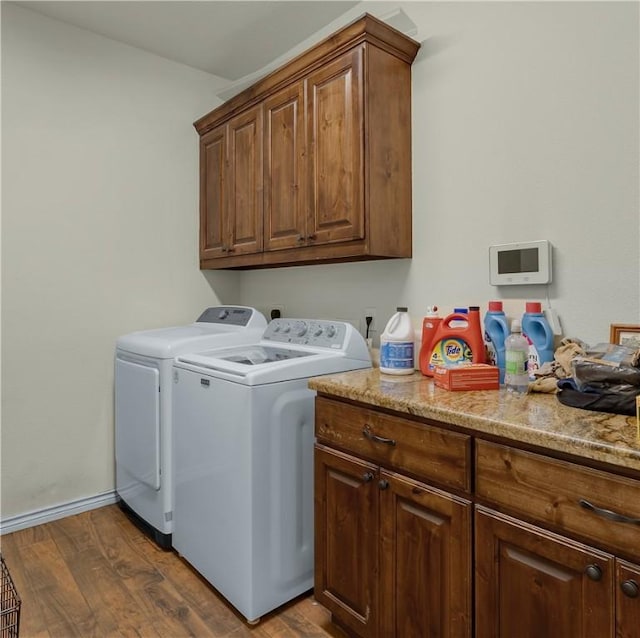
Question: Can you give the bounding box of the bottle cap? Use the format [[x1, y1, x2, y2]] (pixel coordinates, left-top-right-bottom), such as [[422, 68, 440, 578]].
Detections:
[[453, 307, 468, 314], [397, 306, 408, 312], [488, 301, 503, 312], [526, 302, 542, 313], [511, 319, 522, 332], [469, 306, 480, 311]]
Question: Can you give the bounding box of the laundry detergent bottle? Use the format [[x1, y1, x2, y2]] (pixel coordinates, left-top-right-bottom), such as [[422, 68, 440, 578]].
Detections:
[[419, 306, 441, 376], [521, 302, 554, 379], [427, 306, 486, 373], [484, 301, 509, 384], [380, 307, 415, 375]]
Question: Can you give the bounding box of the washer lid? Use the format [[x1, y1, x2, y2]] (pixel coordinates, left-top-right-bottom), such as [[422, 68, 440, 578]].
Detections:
[[116, 307, 267, 359], [213, 345, 314, 366]]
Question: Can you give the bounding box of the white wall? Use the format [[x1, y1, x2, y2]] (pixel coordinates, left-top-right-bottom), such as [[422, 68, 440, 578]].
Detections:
[[240, 1, 640, 345], [1, 5, 239, 519], [1, 1, 638, 522]]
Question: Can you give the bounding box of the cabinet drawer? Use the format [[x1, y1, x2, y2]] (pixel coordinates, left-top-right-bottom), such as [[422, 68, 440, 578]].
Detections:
[[476, 440, 640, 560], [315, 397, 471, 492]]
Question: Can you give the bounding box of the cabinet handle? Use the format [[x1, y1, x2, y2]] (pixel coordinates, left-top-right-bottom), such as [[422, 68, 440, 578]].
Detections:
[[585, 564, 603, 582], [296, 235, 305, 243], [579, 499, 640, 525], [221, 246, 228, 252], [379, 479, 389, 490], [362, 472, 374, 483], [362, 424, 396, 446], [227, 247, 235, 253], [307, 233, 317, 241], [621, 580, 639, 598]]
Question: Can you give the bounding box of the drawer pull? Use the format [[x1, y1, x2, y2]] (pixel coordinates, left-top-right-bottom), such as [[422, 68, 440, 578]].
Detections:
[[579, 499, 640, 525], [362, 472, 374, 483], [379, 479, 389, 490], [363, 425, 396, 446], [585, 564, 603, 582], [621, 580, 639, 598]]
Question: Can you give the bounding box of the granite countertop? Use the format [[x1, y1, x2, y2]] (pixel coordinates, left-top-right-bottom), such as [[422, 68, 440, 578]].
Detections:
[[308, 368, 640, 473]]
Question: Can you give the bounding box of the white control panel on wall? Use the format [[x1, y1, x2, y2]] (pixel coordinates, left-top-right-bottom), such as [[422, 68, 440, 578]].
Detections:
[[489, 240, 552, 286]]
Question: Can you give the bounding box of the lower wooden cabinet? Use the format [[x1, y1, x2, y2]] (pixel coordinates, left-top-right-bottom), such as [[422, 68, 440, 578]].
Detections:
[[314, 395, 639, 637], [617, 560, 640, 638], [476, 506, 640, 638], [314, 443, 472, 638], [475, 506, 615, 637]]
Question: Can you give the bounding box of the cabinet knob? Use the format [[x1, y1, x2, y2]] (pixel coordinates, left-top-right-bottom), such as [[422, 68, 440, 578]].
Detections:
[[362, 472, 374, 483], [296, 235, 305, 243], [307, 233, 317, 241], [585, 564, 603, 582], [221, 246, 228, 252], [621, 579, 639, 598], [378, 479, 389, 490]]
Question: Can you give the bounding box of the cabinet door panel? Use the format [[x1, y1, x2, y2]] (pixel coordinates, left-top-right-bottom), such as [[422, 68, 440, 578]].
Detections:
[[264, 82, 306, 251], [200, 125, 226, 259], [380, 471, 472, 638], [228, 106, 263, 255], [476, 506, 615, 638], [307, 47, 364, 245], [617, 560, 640, 638], [314, 444, 378, 638]]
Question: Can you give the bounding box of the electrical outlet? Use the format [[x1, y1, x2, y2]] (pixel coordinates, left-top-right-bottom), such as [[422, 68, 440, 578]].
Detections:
[[269, 305, 284, 320], [364, 307, 377, 337], [545, 308, 563, 336]]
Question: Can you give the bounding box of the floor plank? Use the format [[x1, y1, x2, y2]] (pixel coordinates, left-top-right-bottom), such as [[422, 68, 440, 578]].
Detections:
[[1, 505, 346, 638]]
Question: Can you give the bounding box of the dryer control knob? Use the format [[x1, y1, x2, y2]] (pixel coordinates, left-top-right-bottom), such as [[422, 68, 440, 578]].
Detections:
[[326, 325, 336, 338], [314, 327, 323, 337], [296, 323, 308, 337], [218, 309, 229, 320]]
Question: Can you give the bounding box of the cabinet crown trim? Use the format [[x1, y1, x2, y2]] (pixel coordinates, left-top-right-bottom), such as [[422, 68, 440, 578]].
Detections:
[[194, 12, 420, 135]]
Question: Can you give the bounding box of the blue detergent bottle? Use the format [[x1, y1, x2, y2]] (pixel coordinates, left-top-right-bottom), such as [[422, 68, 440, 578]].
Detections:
[[522, 302, 554, 379], [483, 301, 509, 384]]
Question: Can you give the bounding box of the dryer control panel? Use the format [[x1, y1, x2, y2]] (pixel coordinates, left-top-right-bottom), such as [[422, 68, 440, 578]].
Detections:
[[197, 306, 259, 326], [263, 319, 347, 349]]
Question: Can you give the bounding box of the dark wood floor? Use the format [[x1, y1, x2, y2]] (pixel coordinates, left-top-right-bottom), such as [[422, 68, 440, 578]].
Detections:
[[0, 504, 347, 637]]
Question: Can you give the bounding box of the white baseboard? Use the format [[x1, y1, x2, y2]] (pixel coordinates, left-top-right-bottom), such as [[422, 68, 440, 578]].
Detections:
[[0, 490, 118, 535]]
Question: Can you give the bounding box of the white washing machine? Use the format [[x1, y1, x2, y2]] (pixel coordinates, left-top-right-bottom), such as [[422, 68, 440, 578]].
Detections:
[[171, 319, 371, 622], [114, 306, 266, 548]]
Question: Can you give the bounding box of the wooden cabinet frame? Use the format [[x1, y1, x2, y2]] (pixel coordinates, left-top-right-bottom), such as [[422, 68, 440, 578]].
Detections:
[[194, 14, 419, 269], [314, 394, 640, 638]]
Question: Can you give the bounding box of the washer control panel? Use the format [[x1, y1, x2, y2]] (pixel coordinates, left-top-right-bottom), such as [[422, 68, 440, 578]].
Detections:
[[196, 306, 258, 326], [263, 319, 348, 349]]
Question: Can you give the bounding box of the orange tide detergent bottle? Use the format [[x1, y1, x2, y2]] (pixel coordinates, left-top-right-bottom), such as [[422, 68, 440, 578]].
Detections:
[[421, 306, 486, 375], [419, 306, 441, 376]]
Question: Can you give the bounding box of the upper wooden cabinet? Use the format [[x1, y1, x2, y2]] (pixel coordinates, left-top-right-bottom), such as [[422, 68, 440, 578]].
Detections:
[[194, 14, 420, 269]]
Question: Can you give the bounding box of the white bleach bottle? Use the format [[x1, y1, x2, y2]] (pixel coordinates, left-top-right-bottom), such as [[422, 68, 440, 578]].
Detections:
[[380, 307, 415, 375]]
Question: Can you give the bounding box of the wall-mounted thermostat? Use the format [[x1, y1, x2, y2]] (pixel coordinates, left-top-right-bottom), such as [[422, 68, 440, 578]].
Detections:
[[489, 240, 552, 285]]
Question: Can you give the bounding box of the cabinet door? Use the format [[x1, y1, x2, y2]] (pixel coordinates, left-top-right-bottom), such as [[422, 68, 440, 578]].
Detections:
[[617, 560, 640, 638], [199, 124, 227, 260], [264, 81, 307, 252], [227, 105, 263, 255], [307, 47, 364, 246], [379, 470, 472, 638], [314, 444, 378, 638], [476, 506, 615, 638]]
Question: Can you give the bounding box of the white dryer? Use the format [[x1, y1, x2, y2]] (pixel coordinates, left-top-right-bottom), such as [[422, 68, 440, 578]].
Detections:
[[172, 319, 371, 622], [114, 306, 266, 548]]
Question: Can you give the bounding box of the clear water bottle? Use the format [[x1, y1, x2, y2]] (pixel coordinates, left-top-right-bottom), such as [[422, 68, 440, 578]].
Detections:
[[504, 319, 529, 394]]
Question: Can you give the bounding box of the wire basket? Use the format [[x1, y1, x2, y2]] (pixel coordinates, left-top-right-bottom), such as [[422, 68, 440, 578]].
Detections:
[[0, 555, 21, 638]]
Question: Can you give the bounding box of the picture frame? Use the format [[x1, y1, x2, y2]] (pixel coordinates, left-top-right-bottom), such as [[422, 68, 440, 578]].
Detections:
[[610, 324, 640, 349]]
